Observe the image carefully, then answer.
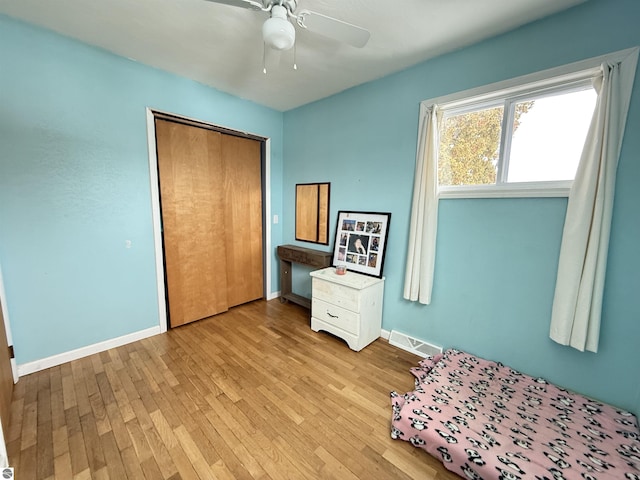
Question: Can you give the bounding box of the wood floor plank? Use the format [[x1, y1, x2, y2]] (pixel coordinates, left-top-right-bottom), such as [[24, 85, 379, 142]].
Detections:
[[36, 378, 51, 425], [100, 430, 128, 480], [90, 465, 110, 480], [72, 468, 92, 480], [20, 401, 37, 451], [210, 458, 240, 480], [119, 445, 148, 480], [52, 425, 69, 459], [185, 424, 220, 467], [202, 406, 268, 479], [197, 417, 256, 480], [9, 299, 460, 479], [125, 417, 154, 463], [79, 411, 106, 473], [315, 445, 360, 480], [36, 418, 54, 479], [18, 443, 37, 480], [204, 393, 303, 479], [83, 359, 102, 405], [88, 388, 111, 437], [148, 410, 179, 451], [65, 406, 90, 476], [104, 362, 135, 423], [140, 456, 164, 480], [129, 397, 154, 432], [140, 422, 179, 479], [361, 444, 414, 479], [54, 450, 73, 480], [271, 435, 322, 479], [72, 361, 92, 419], [8, 395, 24, 445], [173, 425, 215, 479], [382, 445, 440, 480], [62, 373, 76, 410], [104, 394, 133, 452], [50, 385, 66, 432], [167, 445, 200, 480]]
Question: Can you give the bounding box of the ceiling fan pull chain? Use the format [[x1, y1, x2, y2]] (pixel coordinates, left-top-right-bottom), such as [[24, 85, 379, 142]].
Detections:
[[293, 41, 297, 70], [263, 42, 268, 74]]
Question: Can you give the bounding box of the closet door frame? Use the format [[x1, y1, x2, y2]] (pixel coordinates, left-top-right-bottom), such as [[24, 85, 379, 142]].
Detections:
[[145, 108, 273, 333]]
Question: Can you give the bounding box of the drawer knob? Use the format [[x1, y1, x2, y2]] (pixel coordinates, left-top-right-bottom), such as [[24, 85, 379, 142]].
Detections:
[[327, 311, 339, 319]]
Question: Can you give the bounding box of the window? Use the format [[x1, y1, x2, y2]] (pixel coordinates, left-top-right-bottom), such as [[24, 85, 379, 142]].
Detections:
[[405, 47, 639, 308], [431, 69, 602, 198]]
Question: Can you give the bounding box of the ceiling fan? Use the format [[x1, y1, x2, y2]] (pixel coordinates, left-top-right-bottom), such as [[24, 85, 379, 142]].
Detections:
[[205, 0, 371, 51]]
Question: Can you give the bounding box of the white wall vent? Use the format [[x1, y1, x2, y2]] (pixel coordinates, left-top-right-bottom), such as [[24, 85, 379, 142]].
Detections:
[[388, 330, 442, 358]]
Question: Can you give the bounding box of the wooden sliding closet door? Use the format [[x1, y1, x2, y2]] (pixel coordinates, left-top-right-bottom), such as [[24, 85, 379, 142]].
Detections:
[[222, 135, 264, 307], [156, 119, 229, 327], [155, 118, 264, 327]]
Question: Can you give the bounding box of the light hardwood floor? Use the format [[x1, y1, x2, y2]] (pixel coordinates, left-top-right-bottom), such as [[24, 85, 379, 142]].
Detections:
[[7, 299, 459, 479]]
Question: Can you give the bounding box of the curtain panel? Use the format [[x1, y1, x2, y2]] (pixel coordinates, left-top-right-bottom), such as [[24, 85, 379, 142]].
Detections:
[[550, 54, 638, 352], [404, 105, 440, 305]]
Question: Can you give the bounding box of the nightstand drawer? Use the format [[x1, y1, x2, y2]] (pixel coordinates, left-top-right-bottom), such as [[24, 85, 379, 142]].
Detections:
[[312, 278, 360, 312], [312, 298, 359, 335]]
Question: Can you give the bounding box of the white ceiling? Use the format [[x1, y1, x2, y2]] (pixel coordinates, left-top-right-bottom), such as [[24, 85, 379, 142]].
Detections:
[[0, 0, 586, 111]]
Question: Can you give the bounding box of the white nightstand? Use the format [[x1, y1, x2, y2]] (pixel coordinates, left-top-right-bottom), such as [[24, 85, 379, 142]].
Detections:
[[309, 267, 385, 351]]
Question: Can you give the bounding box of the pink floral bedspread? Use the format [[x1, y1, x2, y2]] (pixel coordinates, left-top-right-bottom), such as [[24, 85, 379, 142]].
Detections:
[[390, 349, 640, 480]]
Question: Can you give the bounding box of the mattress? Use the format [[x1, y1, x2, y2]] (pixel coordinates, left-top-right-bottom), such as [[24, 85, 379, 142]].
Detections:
[[390, 349, 640, 480]]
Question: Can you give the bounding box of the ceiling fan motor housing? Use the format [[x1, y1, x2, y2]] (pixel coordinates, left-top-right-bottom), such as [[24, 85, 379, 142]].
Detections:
[[262, 4, 295, 50]]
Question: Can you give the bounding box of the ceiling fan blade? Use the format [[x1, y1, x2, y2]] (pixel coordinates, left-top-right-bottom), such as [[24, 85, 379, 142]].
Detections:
[[203, 0, 265, 11], [296, 9, 370, 48]]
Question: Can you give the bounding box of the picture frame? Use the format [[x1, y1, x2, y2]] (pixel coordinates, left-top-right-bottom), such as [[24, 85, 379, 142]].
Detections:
[[332, 210, 391, 278]]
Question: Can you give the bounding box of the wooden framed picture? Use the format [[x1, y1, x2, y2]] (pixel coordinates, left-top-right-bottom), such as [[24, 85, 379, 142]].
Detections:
[[332, 210, 391, 278]]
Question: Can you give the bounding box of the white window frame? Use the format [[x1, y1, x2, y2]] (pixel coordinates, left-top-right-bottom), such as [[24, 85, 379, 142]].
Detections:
[[426, 49, 635, 199]]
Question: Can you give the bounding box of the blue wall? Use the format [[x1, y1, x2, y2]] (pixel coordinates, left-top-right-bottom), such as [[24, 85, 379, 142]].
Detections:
[[284, 0, 640, 415], [0, 15, 284, 365]]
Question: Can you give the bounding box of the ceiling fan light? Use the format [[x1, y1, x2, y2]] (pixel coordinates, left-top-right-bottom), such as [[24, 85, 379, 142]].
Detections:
[[262, 5, 295, 50]]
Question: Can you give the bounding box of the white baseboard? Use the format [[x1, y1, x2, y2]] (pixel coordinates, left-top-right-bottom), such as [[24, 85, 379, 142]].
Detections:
[[380, 328, 390, 340], [17, 326, 162, 377], [267, 290, 280, 301]]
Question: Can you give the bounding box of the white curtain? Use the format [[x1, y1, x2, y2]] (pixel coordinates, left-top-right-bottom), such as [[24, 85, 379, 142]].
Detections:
[[404, 105, 440, 304], [550, 60, 634, 352]]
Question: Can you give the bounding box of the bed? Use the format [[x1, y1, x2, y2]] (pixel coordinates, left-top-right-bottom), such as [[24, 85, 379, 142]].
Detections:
[[390, 349, 640, 480]]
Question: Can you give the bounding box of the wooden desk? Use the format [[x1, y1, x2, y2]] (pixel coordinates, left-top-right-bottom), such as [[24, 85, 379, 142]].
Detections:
[[277, 245, 332, 309]]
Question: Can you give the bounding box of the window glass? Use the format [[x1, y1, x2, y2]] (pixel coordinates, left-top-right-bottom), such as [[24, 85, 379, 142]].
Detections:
[[436, 82, 598, 193], [438, 105, 503, 186], [507, 88, 598, 182]]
